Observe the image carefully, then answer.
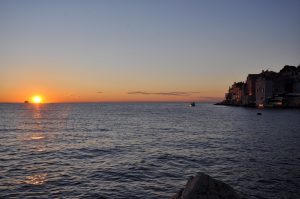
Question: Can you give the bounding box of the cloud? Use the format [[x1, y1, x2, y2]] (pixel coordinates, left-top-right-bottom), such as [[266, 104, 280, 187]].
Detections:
[[96, 91, 103, 94], [127, 91, 151, 95], [198, 96, 223, 101], [127, 91, 200, 96], [127, 91, 222, 101], [153, 92, 189, 96]]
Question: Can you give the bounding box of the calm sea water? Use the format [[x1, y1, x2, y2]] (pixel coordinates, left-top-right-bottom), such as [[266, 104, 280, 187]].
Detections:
[[0, 103, 300, 199]]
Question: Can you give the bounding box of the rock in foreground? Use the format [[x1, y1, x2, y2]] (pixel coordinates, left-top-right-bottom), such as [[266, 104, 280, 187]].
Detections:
[[172, 173, 240, 199]]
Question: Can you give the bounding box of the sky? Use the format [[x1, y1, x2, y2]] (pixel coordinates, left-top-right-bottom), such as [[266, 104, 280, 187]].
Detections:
[[1, 0, 299, 102]]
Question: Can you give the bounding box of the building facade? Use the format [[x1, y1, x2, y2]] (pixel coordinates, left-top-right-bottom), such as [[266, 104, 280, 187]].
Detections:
[[221, 65, 300, 108]]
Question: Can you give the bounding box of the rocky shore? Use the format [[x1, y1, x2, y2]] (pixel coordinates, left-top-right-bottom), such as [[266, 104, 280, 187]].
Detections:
[[172, 173, 240, 199]]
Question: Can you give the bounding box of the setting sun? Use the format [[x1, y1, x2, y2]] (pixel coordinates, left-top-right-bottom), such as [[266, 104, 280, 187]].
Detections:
[[32, 96, 43, 103]]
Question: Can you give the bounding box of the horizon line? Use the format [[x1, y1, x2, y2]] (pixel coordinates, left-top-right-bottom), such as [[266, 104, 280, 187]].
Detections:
[[0, 100, 220, 104]]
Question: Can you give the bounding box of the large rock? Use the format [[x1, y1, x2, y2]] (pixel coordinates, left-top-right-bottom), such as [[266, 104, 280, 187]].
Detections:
[[172, 173, 240, 199]]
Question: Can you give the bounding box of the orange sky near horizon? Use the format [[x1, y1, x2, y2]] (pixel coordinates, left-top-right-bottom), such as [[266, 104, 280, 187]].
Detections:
[[0, 61, 227, 103], [1, 1, 299, 103], [0, 87, 224, 103]]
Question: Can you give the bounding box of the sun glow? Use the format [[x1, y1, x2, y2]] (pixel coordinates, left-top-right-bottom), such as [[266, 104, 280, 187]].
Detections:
[[32, 96, 43, 103]]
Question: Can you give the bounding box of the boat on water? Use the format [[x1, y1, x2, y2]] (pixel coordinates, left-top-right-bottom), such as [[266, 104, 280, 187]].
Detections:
[[190, 102, 195, 107]]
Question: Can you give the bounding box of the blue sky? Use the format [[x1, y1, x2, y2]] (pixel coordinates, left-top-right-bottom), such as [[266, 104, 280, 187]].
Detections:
[[1, 0, 299, 102]]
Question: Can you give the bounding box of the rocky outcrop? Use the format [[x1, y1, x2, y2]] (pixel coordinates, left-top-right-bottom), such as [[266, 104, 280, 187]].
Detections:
[[172, 173, 239, 199]]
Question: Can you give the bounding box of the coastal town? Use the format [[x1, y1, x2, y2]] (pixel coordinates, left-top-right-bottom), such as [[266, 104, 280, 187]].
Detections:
[[218, 65, 300, 108]]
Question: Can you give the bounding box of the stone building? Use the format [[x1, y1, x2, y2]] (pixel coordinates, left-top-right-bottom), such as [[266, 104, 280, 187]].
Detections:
[[245, 74, 260, 106], [220, 65, 300, 108], [255, 70, 277, 106], [224, 82, 245, 105], [255, 77, 273, 106]]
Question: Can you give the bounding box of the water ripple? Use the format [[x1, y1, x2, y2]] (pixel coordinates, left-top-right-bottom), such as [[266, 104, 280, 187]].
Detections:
[[0, 103, 300, 198]]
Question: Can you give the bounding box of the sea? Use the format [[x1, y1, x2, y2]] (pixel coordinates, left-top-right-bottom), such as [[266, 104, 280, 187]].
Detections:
[[0, 103, 300, 199]]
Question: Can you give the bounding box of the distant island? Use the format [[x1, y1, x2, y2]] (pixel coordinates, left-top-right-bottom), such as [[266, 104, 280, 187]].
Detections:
[[216, 65, 300, 108]]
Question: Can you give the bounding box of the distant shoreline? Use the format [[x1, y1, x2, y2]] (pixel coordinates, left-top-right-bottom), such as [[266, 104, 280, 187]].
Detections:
[[214, 102, 300, 109], [0, 101, 216, 104]]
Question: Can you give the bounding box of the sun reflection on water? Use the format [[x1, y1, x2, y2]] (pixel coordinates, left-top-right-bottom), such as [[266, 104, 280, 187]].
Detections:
[[24, 173, 47, 185], [30, 134, 45, 140], [21, 133, 46, 141], [35, 146, 46, 152]]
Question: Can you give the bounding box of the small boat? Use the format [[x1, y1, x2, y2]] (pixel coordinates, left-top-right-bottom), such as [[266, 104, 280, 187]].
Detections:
[[190, 102, 195, 107], [24, 100, 29, 103]]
